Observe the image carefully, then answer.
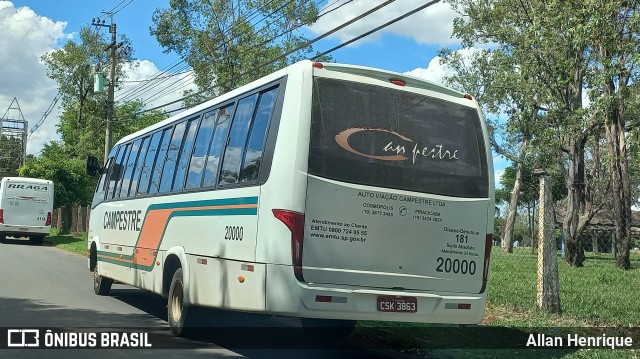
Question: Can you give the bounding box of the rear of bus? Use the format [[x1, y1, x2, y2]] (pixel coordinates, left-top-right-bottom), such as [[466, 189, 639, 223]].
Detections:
[[265, 62, 494, 325], [0, 177, 54, 244]]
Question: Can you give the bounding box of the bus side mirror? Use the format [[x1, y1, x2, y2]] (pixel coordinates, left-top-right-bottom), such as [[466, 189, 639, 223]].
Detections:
[[86, 156, 103, 176]]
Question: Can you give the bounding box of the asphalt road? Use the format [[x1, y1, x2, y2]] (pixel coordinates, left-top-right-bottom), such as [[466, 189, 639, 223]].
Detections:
[[0, 239, 419, 359]]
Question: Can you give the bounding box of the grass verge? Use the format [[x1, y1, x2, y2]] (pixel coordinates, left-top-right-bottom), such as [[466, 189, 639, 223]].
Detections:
[[44, 229, 87, 256]]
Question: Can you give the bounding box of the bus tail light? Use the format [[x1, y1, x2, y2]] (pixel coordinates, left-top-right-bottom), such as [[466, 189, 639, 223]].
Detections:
[[0, 209, 3, 224], [272, 209, 305, 282], [479, 233, 493, 294], [389, 79, 406, 86], [464, 93, 473, 100], [45, 212, 52, 226]]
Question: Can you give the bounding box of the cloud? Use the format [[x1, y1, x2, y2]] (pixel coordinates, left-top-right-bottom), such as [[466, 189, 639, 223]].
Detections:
[[310, 0, 459, 46], [403, 47, 481, 84], [116, 60, 197, 114], [0, 1, 68, 154], [0, 2, 190, 155]]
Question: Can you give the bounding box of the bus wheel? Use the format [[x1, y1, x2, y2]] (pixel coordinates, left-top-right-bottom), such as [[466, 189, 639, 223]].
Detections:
[[93, 262, 113, 295], [31, 236, 44, 245], [168, 268, 196, 337]]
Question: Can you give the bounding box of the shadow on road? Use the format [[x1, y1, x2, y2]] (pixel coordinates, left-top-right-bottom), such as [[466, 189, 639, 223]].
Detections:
[[0, 281, 581, 358], [107, 287, 413, 358]]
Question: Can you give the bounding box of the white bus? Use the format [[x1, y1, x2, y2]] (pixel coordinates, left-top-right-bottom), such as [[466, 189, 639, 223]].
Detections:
[[0, 177, 54, 245], [86, 60, 494, 336]]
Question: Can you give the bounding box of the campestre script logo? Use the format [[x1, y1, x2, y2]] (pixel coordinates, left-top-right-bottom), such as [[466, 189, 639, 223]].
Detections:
[[334, 127, 460, 164]]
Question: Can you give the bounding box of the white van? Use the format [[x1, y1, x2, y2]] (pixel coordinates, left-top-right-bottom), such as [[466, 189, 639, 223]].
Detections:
[[0, 177, 54, 245]]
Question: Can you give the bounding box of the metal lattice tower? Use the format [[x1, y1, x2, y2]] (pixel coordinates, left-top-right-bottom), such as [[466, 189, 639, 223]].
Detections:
[[0, 98, 28, 178]]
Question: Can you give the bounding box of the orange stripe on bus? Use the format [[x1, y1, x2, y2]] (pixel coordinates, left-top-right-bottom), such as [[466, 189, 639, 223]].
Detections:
[[132, 203, 258, 267]]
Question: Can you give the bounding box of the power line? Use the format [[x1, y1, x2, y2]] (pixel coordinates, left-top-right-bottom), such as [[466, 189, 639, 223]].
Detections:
[[115, 60, 191, 101], [138, 72, 196, 106], [115, 0, 291, 104], [118, 69, 194, 83], [111, 0, 135, 15], [318, 0, 355, 17], [314, 0, 442, 59], [28, 93, 61, 140], [116, 0, 326, 106], [138, 0, 397, 114]]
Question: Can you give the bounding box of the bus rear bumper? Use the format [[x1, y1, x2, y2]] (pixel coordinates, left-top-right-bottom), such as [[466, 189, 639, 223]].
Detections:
[[0, 224, 51, 237], [265, 264, 486, 324]]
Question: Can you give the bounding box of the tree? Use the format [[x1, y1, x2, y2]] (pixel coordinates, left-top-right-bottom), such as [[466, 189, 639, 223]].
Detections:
[[19, 142, 95, 208], [497, 164, 567, 249], [151, 0, 323, 104], [439, 48, 542, 253], [41, 26, 139, 160], [445, 0, 605, 266], [57, 100, 167, 161], [41, 25, 167, 161], [584, 0, 640, 269]]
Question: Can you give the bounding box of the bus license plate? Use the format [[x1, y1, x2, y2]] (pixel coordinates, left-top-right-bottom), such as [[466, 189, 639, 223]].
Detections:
[[377, 296, 417, 313]]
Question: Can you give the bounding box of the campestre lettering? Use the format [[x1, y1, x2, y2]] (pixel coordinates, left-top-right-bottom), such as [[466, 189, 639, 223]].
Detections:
[[334, 127, 460, 164], [103, 210, 142, 231]]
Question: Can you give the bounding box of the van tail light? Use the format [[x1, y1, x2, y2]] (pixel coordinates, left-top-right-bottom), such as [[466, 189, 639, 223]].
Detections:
[[0, 209, 3, 224], [479, 233, 493, 294], [272, 209, 305, 282], [45, 212, 52, 226]]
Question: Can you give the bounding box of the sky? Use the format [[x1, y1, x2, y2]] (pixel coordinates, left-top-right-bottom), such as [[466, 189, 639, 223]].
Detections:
[[0, 0, 508, 180]]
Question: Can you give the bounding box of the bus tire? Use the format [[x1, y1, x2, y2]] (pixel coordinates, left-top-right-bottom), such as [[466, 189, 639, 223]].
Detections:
[[0, 235, 5, 243], [93, 262, 113, 295], [32, 236, 44, 245], [168, 268, 196, 337]]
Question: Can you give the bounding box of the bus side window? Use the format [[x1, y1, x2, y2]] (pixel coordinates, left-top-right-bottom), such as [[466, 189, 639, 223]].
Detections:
[[127, 136, 150, 197], [185, 110, 218, 190], [137, 131, 163, 196], [149, 127, 173, 195], [116, 138, 142, 198], [202, 104, 235, 187], [159, 121, 187, 193], [173, 116, 201, 192], [109, 143, 131, 199], [240, 86, 279, 183], [92, 155, 114, 207], [219, 94, 258, 186], [104, 146, 124, 200]]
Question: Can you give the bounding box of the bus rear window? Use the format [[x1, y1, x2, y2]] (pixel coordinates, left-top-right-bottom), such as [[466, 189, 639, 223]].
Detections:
[[309, 77, 489, 198], [5, 183, 50, 201]]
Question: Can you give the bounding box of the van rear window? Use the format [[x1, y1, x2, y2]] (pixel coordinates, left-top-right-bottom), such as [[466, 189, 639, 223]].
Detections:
[[309, 77, 489, 198]]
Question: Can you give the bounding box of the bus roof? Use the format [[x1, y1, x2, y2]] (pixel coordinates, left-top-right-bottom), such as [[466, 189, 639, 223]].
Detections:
[[1, 177, 53, 185], [114, 60, 470, 147]]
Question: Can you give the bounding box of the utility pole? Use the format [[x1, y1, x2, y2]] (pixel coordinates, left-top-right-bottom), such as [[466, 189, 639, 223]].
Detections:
[[92, 14, 119, 163]]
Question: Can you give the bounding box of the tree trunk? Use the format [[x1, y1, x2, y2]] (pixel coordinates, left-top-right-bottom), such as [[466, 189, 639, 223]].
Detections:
[[563, 139, 586, 267], [502, 140, 528, 253], [605, 104, 631, 270]]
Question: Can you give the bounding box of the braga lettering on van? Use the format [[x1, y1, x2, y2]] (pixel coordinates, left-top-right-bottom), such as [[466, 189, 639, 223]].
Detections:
[[7, 184, 49, 191]]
